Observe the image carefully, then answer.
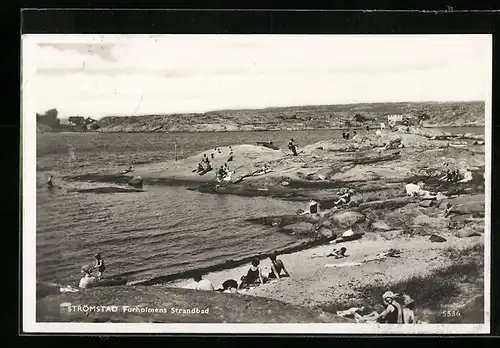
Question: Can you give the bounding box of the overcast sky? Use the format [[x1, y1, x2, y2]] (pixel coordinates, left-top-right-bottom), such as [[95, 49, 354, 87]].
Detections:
[[33, 35, 491, 118]]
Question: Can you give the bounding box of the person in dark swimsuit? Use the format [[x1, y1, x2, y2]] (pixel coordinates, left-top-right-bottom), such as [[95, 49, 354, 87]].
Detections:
[[267, 253, 290, 279], [216, 279, 239, 292], [374, 291, 403, 323], [288, 139, 298, 156], [238, 258, 265, 289], [93, 253, 105, 280]]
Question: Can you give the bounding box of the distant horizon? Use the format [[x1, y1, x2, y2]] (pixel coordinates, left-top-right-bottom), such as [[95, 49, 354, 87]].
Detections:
[[44, 99, 485, 120], [32, 35, 491, 119]]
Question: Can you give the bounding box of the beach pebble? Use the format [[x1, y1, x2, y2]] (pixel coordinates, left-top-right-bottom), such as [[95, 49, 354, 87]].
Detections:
[[281, 181, 290, 186]]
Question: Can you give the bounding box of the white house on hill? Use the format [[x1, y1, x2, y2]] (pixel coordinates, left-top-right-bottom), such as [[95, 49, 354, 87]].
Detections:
[[387, 114, 403, 123]]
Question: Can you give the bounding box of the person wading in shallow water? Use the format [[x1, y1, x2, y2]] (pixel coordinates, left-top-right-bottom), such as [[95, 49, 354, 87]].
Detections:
[[288, 139, 298, 156], [47, 175, 54, 188], [93, 253, 105, 280]]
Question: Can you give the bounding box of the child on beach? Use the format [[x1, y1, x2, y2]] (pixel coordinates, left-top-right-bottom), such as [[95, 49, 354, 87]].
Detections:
[[93, 253, 105, 279]]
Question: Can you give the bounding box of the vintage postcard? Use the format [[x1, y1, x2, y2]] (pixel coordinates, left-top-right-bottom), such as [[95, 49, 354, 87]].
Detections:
[[22, 34, 491, 334]]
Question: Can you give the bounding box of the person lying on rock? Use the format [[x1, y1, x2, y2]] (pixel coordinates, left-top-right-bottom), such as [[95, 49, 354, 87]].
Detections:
[[327, 247, 347, 259], [238, 258, 266, 289], [267, 253, 290, 279], [79, 264, 98, 289], [216, 279, 239, 293]]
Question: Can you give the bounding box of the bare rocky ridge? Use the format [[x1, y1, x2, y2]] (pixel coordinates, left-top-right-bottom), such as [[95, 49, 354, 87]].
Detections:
[[92, 101, 484, 133]]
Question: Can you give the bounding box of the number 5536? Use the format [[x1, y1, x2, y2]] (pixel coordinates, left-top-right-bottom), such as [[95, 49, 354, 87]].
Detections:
[[441, 310, 461, 317]]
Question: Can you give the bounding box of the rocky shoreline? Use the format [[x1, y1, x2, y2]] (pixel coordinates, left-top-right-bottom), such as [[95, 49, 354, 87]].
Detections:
[[39, 125, 486, 324]]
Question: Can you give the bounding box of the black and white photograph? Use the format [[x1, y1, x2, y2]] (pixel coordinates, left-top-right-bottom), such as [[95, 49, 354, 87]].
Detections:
[[22, 34, 491, 334]]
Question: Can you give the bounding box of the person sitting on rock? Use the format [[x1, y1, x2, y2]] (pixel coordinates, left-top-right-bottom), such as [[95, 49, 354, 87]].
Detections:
[[217, 166, 227, 182], [352, 131, 358, 139], [185, 271, 215, 291], [440, 169, 451, 182], [197, 161, 205, 173], [334, 189, 351, 207], [267, 252, 290, 279], [342, 131, 346, 139], [373, 291, 404, 323], [79, 264, 98, 289], [238, 258, 265, 289], [299, 198, 319, 215]]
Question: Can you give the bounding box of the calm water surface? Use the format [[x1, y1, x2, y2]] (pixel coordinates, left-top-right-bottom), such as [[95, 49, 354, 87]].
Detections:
[[36, 127, 484, 285]]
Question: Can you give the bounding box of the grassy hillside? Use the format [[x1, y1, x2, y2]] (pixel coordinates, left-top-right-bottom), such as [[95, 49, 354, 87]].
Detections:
[[95, 101, 485, 133]]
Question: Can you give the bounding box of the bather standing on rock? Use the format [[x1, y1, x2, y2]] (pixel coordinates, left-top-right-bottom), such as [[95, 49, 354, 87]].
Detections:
[[288, 139, 298, 156]]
